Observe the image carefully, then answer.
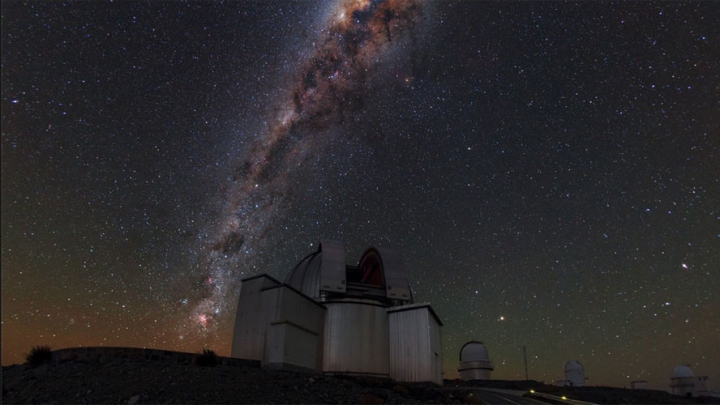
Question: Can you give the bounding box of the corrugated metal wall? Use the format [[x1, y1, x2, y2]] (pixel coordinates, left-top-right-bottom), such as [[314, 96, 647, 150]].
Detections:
[[377, 247, 413, 302], [231, 276, 281, 360], [232, 276, 326, 373], [428, 313, 443, 384], [388, 307, 430, 382], [388, 304, 443, 385], [264, 287, 325, 372], [322, 302, 389, 376], [319, 239, 346, 294]]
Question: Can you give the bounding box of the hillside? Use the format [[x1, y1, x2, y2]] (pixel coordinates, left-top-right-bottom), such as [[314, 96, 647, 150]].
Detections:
[[3, 347, 719, 404], [2, 355, 465, 404]]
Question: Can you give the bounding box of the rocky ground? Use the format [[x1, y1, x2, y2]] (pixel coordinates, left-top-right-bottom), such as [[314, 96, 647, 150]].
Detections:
[[2, 359, 471, 404], [4, 358, 720, 404]]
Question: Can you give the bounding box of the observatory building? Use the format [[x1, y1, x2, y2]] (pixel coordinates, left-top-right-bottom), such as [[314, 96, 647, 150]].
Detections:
[[670, 365, 709, 397], [231, 239, 444, 385], [556, 360, 586, 387], [630, 380, 648, 390], [457, 341, 494, 380]]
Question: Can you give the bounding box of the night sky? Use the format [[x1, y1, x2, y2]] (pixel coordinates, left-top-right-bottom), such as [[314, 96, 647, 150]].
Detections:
[[2, 0, 719, 390]]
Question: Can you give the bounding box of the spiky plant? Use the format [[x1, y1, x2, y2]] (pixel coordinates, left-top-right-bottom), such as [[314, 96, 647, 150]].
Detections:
[[196, 348, 217, 367], [26, 345, 52, 367]]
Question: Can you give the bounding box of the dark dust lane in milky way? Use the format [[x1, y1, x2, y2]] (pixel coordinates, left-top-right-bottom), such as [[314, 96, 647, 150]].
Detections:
[[184, 0, 426, 336]]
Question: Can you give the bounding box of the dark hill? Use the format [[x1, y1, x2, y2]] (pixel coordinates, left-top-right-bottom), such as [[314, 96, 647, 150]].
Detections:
[[3, 348, 719, 404], [2, 353, 468, 404]]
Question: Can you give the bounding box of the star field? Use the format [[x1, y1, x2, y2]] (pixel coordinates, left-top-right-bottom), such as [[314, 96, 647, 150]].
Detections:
[[2, 0, 719, 390]]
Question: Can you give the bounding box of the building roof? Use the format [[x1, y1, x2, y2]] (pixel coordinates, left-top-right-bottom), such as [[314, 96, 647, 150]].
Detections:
[[671, 365, 694, 379], [387, 302, 443, 325], [285, 245, 325, 299], [459, 341, 491, 362], [565, 360, 584, 372], [284, 239, 413, 303]]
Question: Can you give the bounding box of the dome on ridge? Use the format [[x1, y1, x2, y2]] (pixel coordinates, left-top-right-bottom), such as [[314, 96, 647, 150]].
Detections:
[[671, 365, 694, 379], [565, 360, 584, 372], [460, 341, 491, 363]]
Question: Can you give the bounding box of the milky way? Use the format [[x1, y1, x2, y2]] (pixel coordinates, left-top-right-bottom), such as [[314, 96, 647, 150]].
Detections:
[[6, 0, 717, 387], [186, 0, 424, 334]]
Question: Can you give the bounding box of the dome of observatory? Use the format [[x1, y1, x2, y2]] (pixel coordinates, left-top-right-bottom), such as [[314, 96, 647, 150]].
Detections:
[[671, 365, 694, 379], [284, 246, 324, 299], [284, 239, 350, 299], [284, 239, 414, 303], [565, 360, 584, 372], [459, 341, 491, 363]]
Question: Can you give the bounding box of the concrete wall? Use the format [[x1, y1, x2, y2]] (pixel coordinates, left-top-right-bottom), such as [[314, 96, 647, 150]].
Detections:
[[671, 377, 698, 396], [458, 361, 493, 380], [566, 368, 585, 387], [695, 376, 709, 393]]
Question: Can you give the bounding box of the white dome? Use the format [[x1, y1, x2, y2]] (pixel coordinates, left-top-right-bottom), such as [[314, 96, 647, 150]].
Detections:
[[565, 360, 584, 372], [671, 365, 694, 379], [460, 341, 490, 362]]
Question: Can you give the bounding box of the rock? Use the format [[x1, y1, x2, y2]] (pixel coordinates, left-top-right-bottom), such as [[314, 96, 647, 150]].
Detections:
[[32, 364, 48, 378], [127, 394, 140, 405], [359, 392, 384, 405]]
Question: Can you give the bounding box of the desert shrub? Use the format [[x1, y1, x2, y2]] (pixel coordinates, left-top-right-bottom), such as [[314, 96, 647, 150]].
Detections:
[[26, 345, 52, 367], [196, 348, 217, 367]]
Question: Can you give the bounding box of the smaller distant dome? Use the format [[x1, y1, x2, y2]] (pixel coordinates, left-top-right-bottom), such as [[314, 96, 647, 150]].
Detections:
[[565, 361, 584, 372], [460, 341, 490, 363], [671, 365, 694, 379]]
